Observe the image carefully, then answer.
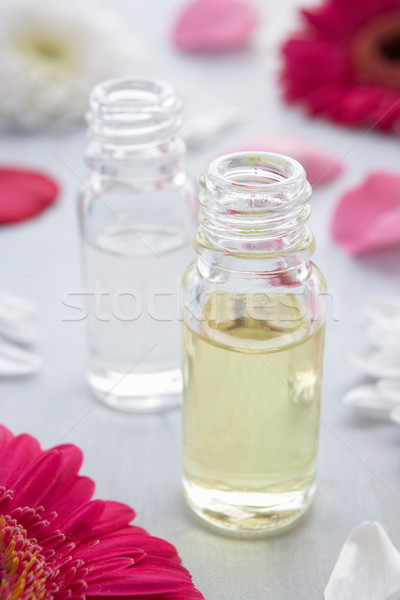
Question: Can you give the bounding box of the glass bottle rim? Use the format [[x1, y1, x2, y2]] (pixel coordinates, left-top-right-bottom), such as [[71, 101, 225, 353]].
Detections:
[[90, 77, 181, 113], [205, 152, 306, 195], [87, 77, 183, 143], [196, 151, 313, 261]]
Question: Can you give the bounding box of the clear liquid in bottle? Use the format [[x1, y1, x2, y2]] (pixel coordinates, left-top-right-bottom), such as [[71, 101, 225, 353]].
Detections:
[[84, 223, 191, 412]]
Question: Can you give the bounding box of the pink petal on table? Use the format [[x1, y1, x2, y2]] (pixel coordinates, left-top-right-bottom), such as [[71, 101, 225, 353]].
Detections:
[[0, 167, 59, 224], [331, 171, 400, 255], [220, 134, 343, 186], [172, 0, 258, 52]]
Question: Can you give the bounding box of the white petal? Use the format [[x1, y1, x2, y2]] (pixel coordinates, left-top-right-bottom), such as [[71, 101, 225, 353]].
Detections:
[[377, 379, 400, 403], [0, 319, 38, 346], [390, 407, 400, 425], [366, 324, 400, 349], [0, 339, 41, 375], [0, 290, 35, 320], [0, 291, 38, 345], [178, 85, 242, 148], [183, 104, 242, 148], [348, 351, 400, 379], [365, 295, 400, 322], [343, 384, 396, 415], [325, 522, 400, 600]]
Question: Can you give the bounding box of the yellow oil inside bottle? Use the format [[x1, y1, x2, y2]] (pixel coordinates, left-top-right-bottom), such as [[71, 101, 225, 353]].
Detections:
[[182, 291, 325, 534]]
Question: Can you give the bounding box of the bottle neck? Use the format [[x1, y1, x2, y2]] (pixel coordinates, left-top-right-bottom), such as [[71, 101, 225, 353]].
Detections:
[[195, 152, 315, 273], [85, 77, 187, 184]]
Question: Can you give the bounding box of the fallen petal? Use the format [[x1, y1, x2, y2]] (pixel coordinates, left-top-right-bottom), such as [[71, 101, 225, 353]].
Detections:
[[366, 323, 400, 349], [347, 350, 400, 379], [377, 379, 400, 404], [0, 339, 41, 375], [178, 84, 243, 147], [0, 290, 35, 319], [365, 294, 400, 321], [331, 172, 400, 255], [172, 0, 259, 52], [325, 522, 400, 600], [0, 167, 59, 225], [183, 104, 242, 148], [0, 317, 38, 346], [390, 407, 400, 425], [343, 384, 396, 415], [219, 134, 343, 186]]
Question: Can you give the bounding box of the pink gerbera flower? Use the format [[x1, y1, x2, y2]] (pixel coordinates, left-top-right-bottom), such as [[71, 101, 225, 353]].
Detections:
[[281, 0, 400, 131], [0, 425, 203, 600]]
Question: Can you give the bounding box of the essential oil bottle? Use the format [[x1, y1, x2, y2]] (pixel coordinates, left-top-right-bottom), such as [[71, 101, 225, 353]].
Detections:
[[78, 78, 196, 412], [181, 152, 327, 535]]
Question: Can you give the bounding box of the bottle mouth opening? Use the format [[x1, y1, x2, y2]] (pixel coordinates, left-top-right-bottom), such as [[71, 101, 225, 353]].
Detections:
[[90, 77, 180, 113], [197, 151, 313, 258], [206, 152, 306, 193], [87, 77, 182, 142]]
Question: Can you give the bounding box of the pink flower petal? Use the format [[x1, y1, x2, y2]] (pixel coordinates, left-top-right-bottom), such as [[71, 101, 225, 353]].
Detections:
[[90, 501, 136, 537], [331, 171, 400, 254], [220, 134, 343, 186], [0, 167, 59, 224], [58, 499, 106, 541], [11, 450, 65, 508], [0, 433, 43, 489], [172, 0, 258, 52], [0, 424, 14, 452], [119, 591, 205, 600], [45, 475, 96, 517], [87, 556, 194, 595], [40, 444, 84, 502], [85, 557, 136, 581], [74, 537, 146, 563], [101, 527, 181, 562]]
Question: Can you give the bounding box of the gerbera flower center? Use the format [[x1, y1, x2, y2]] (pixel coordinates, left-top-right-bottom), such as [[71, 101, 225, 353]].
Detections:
[[14, 31, 77, 75], [0, 514, 52, 600], [352, 12, 400, 88], [380, 35, 400, 62]]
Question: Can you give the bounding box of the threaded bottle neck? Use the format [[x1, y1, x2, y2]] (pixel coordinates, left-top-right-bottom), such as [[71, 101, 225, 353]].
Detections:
[[85, 78, 186, 179], [87, 77, 183, 144], [196, 152, 314, 266]]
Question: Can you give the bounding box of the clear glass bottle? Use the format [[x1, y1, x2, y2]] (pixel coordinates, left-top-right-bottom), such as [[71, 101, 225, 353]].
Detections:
[[181, 152, 327, 534], [78, 77, 196, 412]]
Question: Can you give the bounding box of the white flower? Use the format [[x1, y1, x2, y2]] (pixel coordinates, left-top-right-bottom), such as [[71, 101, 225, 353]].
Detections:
[[0, 0, 148, 130]]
